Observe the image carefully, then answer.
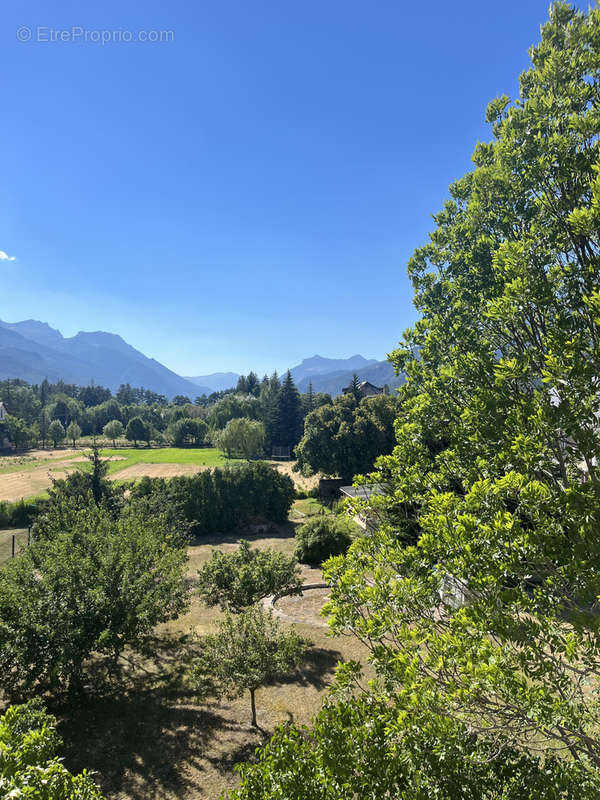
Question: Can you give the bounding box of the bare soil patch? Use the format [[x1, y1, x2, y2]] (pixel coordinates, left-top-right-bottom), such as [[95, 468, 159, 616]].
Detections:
[[24, 448, 81, 461], [68, 455, 126, 463], [272, 587, 331, 628], [0, 465, 74, 502], [110, 463, 209, 481], [266, 460, 318, 491]]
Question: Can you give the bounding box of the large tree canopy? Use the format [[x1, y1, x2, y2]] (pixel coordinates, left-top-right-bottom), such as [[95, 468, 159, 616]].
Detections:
[[295, 393, 398, 480], [232, 4, 600, 791], [325, 1, 600, 767]]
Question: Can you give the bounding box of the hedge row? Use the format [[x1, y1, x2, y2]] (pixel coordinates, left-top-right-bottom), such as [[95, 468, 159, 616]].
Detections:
[[0, 499, 46, 530], [131, 461, 296, 536]]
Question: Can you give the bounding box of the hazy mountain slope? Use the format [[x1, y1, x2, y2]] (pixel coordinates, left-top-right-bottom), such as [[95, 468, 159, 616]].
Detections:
[[0, 319, 64, 349], [288, 354, 377, 384], [185, 372, 240, 393], [295, 359, 405, 396], [0, 326, 95, 385], [0, 321, 199, 398]]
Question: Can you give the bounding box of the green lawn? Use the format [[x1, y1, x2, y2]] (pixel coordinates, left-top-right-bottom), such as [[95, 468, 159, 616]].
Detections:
[[99, 447, 237, 475]]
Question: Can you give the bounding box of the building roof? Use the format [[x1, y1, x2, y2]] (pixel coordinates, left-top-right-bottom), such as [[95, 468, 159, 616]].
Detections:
[[339, 483, 387, 500], [342, 380, 384, 395]]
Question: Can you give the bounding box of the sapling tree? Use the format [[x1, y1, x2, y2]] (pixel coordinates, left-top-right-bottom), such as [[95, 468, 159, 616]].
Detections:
[[194, 606, 309, 728]]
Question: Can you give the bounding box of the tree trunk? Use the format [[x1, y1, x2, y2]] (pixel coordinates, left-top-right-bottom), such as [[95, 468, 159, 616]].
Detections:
[[250, 687, 257, 728]]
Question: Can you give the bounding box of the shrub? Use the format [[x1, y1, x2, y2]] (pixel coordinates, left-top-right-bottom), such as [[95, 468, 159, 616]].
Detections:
[[0, 499, 43, 529], [0, 698, 105, 798], [294, 515, 354, 565]]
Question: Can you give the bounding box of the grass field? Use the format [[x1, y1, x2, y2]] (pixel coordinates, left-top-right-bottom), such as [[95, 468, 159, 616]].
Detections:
[[0, 447, 316, 501], [0, 447, 239, 501], [100, 447, 235, 478], [53, 514, 367, 800]]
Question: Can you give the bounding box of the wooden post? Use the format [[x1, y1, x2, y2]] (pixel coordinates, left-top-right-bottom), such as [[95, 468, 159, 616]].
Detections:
[[28, 526, 31, 546], [11, 535, 15, 559]]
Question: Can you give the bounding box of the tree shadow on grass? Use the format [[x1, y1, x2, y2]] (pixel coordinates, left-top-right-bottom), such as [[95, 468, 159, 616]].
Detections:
[[192, 521, 296, 549], [58, 693, 231, 800], [52, 633, 236, 800], [275, 645, 343, 691]]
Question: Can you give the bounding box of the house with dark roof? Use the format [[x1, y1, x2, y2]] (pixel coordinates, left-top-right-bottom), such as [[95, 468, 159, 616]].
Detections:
[[342, 380, 389, 399]]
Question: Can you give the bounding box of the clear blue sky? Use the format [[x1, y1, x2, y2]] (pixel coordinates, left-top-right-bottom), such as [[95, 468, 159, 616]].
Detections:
[[0, 1, 589, 376]]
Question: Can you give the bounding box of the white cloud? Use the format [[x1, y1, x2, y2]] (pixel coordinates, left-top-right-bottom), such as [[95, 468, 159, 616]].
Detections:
[[0, 251, 16, 261]]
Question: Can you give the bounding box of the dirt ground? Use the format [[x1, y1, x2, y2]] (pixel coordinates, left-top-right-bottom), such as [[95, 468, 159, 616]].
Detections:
[[109, 463, 211, 481], [0, 465, 73, 502], [0, 454, 318, 502], [54, 524, 368, 800], [265, 460, 319, 492]]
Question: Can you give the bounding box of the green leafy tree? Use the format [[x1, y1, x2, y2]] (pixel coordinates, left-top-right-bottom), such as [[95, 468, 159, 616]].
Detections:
[[0, 501, 189, 694], [5, 415, 32, 449], [295, 394, 397, 480], [103, 418, 124, 447], [216, 417, 265, 459], [294, 514, 354, 565], [197, 539, 302, 612], [325, 3, 600, 768], [0, 698, 105, 799], [230, 693, 599, 800], [47, 419, 65, 448], [125, 416, 148, 447], [66, 420, 82, 447], [194, 607, 309, 728], [168, 417, 208, 446]]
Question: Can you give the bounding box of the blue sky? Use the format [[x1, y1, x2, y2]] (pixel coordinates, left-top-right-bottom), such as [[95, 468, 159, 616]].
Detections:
[[1, 1, 589, 376]]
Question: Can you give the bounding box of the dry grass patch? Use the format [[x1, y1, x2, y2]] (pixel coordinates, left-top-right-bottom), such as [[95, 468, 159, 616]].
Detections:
[[109, 463, 209, 481], [0, 465, 74, 502], [266, 460, 318, 492]]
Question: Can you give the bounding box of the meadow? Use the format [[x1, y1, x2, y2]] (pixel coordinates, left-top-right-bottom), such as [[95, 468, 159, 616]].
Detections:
[[0, 447, 236, 502], [0, 446, 317, 502]]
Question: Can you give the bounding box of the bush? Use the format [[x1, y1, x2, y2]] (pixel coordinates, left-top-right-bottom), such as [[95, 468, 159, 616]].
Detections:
[[0, 499, 44, 529], [294, 515, 354, 565], [0, 698, 105, 798]]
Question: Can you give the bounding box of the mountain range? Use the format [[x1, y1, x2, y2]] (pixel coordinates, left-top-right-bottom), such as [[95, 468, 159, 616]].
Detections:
[[0, 319, 404, 398], [0, 320, 199, 398]]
